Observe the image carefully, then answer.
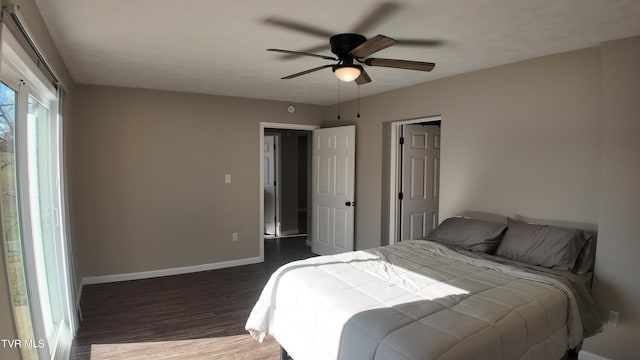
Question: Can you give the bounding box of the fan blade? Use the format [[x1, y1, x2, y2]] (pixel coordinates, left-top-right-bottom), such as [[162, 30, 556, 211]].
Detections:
[[396, 38, 444, 47], [351, 2, 402, 34], [282, 64, 334, 79], [264, 17, 334, 38], [350, 35, 398, 58], [267, 49, 337, 61], [274, 44, 332, 60], [364, 58, 435, 72], [355, 68, 372, 85]]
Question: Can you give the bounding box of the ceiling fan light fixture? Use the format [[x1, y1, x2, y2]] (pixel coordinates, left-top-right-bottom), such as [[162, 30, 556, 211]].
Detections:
[[334, 65, 362, 82]]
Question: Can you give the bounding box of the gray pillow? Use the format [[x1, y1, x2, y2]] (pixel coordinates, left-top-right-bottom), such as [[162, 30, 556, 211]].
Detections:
[[572, 232, 596, 274], [426, 217, 507, 253], [496, 218, 588, 271]]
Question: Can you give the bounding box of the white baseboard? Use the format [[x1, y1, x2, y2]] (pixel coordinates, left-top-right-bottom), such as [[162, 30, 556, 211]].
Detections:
[[80, 256, 263, 286], [280, 229, 300, 236], [579, 350, 610, 360], [76, 256, 263, 317]]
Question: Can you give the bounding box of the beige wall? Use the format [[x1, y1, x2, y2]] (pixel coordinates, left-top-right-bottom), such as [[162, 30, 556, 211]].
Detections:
[[584, 36, 640, 359], [69, 86, 323, 278], [325, 46, 603, 250], [321, 39, 639, 359]]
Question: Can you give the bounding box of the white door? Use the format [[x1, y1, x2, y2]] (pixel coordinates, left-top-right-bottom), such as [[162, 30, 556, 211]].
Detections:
[[311, 125, 356, 255], [400, 124, 440, 240], [264, 135, 277, 235]]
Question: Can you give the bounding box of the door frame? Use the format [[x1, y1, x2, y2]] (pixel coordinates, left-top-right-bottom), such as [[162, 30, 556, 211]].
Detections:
[[263, 132, 281, 237], [388, 115, 442, 245], [259, 122, 319, 260]]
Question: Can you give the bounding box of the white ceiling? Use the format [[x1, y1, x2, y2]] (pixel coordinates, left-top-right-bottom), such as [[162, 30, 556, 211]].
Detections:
[[34, 0, 640, 105]]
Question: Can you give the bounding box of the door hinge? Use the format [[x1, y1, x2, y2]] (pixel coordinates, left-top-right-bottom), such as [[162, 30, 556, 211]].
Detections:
[[399, 137, 405, 145], [398, 192, 404, 200]]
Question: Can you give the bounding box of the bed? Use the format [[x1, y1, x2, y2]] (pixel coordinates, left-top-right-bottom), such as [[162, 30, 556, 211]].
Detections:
[[246, 217, 602, 360]]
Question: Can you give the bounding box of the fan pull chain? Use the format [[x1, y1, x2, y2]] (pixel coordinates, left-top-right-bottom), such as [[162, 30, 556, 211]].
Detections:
[[337, 80, 341, 119], [356, 85, 361, 118]]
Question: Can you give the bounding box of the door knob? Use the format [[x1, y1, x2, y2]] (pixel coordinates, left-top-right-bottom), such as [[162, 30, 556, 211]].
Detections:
[[345, 201, 355, 207]]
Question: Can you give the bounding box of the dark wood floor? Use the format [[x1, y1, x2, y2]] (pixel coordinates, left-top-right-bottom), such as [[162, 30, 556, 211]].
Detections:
[[71, 236, 314, 359]]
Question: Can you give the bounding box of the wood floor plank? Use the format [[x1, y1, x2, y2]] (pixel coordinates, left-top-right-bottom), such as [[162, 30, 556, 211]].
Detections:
[[71, 237, 314, 359]]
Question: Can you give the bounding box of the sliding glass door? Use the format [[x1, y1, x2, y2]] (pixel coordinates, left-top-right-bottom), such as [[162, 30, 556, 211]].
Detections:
[[0, 80, 39, 360], [27, 94, 66, 352], [1, 25, 75, 359]]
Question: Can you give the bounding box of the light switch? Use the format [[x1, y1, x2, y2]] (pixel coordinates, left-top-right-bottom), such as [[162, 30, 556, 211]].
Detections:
[[225, 174, 231, 184]]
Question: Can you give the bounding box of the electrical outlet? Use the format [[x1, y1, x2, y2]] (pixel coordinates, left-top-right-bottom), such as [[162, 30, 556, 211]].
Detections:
[[232, 232, 238, 242], [225, 174, 231, 184], [607, 310, 619, 327]]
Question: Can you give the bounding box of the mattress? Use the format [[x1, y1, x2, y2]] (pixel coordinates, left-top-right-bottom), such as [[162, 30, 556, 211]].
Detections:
[[246, 240, 587, 360]]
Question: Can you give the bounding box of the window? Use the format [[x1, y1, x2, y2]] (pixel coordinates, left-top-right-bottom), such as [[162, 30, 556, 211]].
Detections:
[[1, 78, 39, 360], [1, 24, 75, 359]]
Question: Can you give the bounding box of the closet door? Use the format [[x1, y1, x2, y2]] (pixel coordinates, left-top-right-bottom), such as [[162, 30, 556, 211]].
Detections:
[[400, 124, 440, 240]]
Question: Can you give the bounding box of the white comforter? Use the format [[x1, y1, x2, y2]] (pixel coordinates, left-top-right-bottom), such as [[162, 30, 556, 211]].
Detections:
[[246, 240, 583, 360]]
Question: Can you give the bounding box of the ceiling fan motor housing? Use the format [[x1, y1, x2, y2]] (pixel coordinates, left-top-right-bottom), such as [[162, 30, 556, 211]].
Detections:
[[330, 33, 367, 58]]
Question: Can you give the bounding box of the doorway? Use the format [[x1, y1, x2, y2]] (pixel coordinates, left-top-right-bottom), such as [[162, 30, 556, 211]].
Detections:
[[388, 116, 442, 244], [263, 129, 311, 238], [259, 123, 318, 260]]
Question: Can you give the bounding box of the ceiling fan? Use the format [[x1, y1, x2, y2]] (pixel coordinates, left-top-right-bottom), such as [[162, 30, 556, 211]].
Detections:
[[265, 2, 441, 84]]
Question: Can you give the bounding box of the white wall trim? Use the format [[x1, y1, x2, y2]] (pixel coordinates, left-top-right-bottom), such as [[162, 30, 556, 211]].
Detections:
[[80, 256, 262, 286], [263, 132, 281, 236], [579, 351, 611, 360], [280, 229, 301, 236]]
